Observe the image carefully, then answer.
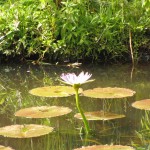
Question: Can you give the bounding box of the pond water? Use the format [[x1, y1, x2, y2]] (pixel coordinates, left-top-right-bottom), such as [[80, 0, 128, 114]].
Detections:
[[0, 63, 150, 150]]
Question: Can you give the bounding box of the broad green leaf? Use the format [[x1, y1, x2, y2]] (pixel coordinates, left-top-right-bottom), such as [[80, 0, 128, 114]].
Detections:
[[0, 145, 14, 150], [29, 86, 82, 97], [83, 87, 135, 99], [74, 111, 125, 121], [0, 124, 53, 138], [74, 145, 135, 150], [0, 98, 5, 105], [132, 99, 150, 110], [15, 106, 72, 118]]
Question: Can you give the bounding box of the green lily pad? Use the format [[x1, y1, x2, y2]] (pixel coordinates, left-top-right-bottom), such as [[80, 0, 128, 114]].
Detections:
[[74, 111, 125, 121], [132, 99, 150, 110], [15, 106, 72, 118], [0, 124, 53, 138], [83, 87, 135, 99], [29, 86, 82, 97], [0, 145, 14, 150], [74, 145, 135, 150]]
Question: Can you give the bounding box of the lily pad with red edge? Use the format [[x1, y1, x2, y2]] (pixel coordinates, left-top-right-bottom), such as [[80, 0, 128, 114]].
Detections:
[[29, 86, 82, 97], [83, 87, 136, 99], [0, 145, 14, 150], [0, 124, 53, 138], [74, 111, 125, 121], [74, 145, 135, 150], [132, 99, 150, 110], [15, 106, 72, 118]]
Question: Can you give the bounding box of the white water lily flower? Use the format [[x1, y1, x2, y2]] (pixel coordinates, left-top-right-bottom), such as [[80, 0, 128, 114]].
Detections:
[[60, 71, 94, 86]]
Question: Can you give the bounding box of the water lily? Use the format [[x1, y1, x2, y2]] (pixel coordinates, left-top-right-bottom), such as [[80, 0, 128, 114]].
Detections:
[[60, 71, 94, 86], [60, 72, 94, 134]]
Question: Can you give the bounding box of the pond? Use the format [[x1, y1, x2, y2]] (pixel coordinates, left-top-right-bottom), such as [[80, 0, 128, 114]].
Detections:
[[0, 63, 150, 150]]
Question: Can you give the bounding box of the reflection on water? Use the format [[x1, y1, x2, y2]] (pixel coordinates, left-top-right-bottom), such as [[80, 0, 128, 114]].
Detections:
[[0, 63, 150, 150]]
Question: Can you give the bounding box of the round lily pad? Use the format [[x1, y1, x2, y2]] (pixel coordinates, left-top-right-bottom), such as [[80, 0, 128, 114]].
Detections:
[[83, 87, 136, 99], [74, 111, 125, 121], [0, 124, 53, 138], [29, 86, 82, 97], [132, 99, 150, 110], [74, 145, 135, 150], [15, 106, 72, 118], [0, 145, 14, 150]]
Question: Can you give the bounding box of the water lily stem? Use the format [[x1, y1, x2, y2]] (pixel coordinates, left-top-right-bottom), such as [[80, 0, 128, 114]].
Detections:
[[75, 89, 90, 134]]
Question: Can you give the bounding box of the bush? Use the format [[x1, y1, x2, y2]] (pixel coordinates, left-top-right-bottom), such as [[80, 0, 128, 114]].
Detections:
[[0, 0, 149, 63]]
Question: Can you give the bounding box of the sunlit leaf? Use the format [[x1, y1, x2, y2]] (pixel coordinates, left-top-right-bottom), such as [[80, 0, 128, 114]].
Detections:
[[74, 111, 125, 121], [0, 98, 5, 105], [29, 86, 82, 97], [0, 145, 14, 150], [132, 99, 150, 110], [74, 145, 135, 150], [83, 87, 136, 99], [15, 106, 72, 118], [0, 124, 53, 138]]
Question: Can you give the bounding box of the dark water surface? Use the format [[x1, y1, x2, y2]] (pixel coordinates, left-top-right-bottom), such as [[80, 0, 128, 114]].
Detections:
[[0, 63, 150, 150]]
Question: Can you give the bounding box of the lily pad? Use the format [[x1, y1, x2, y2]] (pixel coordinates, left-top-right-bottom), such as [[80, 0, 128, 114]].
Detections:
[[74, 145, 135, 150], [29, 86, 82, 97], [74, 111, 125, 121], [15, 106, 72, 118], [83, 87, 135, 99], [132, 99, 150, 110], [0, 124, 53, 138], [0, 145, 14, 150]]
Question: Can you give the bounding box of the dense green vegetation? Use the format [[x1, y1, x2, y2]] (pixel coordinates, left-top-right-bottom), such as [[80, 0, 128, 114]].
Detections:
[[0, 0, 149, 63]]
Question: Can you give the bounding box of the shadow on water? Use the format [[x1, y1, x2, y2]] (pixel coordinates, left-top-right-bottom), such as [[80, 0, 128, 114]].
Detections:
[[0, 63, 150, 149]]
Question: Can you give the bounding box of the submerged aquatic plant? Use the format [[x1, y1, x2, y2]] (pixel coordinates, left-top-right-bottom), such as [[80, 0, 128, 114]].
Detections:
[[60, 72, 94, 134]]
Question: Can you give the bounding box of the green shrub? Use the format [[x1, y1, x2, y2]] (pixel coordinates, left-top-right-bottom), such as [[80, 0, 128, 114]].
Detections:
[[0, 0, 149, 63]]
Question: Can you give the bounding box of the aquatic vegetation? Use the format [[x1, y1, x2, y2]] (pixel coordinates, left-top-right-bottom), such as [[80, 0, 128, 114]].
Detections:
[[15, 106, 72, 118], [29, 86, 82, 97], [0, 124, 53, 138], [1, 64, 149, 149], [74, 111, 125, 121], [131, 100, 150, 149], [0, 145, 14, 150], [132, 99, 150, 110], [140, 111, 150, 131], [74, 144, 135, 150], [60, 71, 94, 134], [60, 71, 94, 86], [83, 87, 136, 99]]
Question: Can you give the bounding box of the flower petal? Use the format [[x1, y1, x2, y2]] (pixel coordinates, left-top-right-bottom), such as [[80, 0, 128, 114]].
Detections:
[[60, 72, 94, 85]]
